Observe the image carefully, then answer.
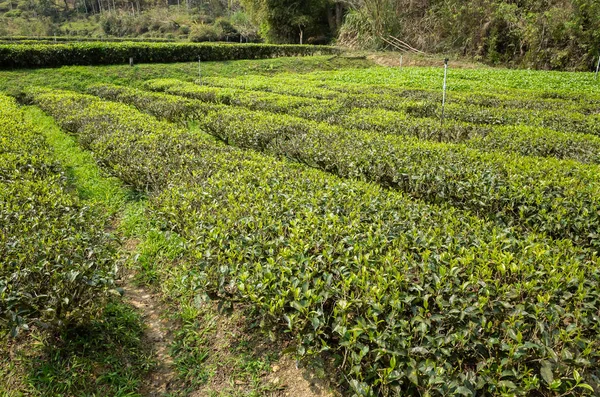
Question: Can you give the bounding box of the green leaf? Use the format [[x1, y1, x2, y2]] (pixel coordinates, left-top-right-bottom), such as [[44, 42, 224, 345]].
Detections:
[[455, 386, 473, 396], [540, 360, 554, 385], [576, 383, 595, 392], [498, 380, 516, 389], [408, 369, 419, 386]]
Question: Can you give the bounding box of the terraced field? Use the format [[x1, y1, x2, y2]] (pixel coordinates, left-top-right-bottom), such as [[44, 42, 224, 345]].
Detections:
[[2, 57, 600, 396]]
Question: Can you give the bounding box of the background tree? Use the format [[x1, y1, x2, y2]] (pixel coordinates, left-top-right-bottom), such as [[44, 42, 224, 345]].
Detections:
[[241, 0, 331, 43]]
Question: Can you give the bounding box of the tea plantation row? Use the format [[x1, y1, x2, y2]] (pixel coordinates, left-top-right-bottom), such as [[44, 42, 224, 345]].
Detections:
[[0, 42, 337, 68], [0, 94, 116, 337], [22, 87, 600, 396], [85, 83, 600, 253], [140, 79, 600, 163]]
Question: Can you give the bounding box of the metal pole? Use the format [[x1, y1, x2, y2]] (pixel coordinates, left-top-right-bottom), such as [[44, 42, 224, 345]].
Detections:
[[441, 58, 449, 126], [595, 54, 600, 80]]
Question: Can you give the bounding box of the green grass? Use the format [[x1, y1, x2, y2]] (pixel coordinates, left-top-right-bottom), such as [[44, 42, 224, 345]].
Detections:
[[25, 301, 152, 397], [166, 303, 283, 397], [23, 106, 130, 214], [0, 55, 372, 95], [1, 300, 151, 397], [1, 106, 154, 396]]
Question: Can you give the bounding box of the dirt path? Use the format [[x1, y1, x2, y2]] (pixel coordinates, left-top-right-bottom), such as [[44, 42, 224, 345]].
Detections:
[[122, 273, 176, 397], [117, 239, 338, 397], [366, 52, 484, 69]]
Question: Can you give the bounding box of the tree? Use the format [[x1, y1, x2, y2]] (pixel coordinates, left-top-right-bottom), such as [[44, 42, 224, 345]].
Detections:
[[241, 0, 331, 43]]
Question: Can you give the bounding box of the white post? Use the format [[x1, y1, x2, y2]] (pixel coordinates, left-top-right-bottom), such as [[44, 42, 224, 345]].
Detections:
[[595, 54, 600, 80], [441, 58, 449, 125]]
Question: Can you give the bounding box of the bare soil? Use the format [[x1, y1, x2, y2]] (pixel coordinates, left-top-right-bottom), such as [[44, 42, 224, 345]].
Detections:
[[365, 51, 485, 69], [122, 272, 177, 397]]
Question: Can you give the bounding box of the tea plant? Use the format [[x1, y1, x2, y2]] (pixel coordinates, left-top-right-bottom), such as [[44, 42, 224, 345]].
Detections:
[[0, 94, 117, 336], [141, 79, 600, 164], [85, 84, 600, 252], [27, 88, 600, 396]]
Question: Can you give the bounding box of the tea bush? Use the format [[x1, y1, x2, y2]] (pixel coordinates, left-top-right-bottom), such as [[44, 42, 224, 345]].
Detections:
[[202, 73, 600, 133], [0, 42, 338, 68], [0, 94, 116, 336], [142, 79, 600, 164], [87, 83, 600, 252], [27, 88, 600, 396]]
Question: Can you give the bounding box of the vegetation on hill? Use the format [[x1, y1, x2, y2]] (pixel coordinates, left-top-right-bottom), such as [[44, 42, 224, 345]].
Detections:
[[0, 0, 598, 69], [0, 0, 258, 41], [338, 0, 600, 70]]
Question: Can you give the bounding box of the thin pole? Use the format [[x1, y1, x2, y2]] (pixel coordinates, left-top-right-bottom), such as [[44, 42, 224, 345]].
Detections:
[[441, 58, 449, 126], [595, 54, 600, 80]]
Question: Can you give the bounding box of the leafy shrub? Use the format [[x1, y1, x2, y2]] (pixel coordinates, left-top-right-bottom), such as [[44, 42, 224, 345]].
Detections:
[[27, 88, 600, 396], [188, 23, 222, 43], [25, 88, 225, 192], [179, 25, 190, 35], [0, 42, 338, 68], [93, 81, 600, 253], [141, 78, 600, 165], [0, 94, 117, 336]]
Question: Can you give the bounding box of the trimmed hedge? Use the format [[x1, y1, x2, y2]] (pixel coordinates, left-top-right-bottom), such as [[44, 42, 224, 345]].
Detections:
[[27, 87, 600, 396], [86, 83, 600, 252], [0, 42, 339, 69], [141, 79, 600, 164], [0, 36, 176, 43], [0, 94, 116, 336]]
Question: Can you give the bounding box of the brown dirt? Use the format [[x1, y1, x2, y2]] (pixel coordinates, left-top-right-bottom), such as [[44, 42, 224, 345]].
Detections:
[[365, 52, 485, 69], [118, 237, 177, 397], [267, 355, 338, 397], [122, 272, 177, 397]]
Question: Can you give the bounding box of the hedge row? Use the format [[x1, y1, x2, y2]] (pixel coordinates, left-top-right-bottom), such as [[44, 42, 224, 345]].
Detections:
[[28, 87, 600, 396], [0, 94, 116, 337], [0, 42, 338, 68], [294, 67, 600, 104], [141, 79, 600, 164], [144, 78, 345, 122], [87, 83, 600, 252], [196, 74, 600, 136], [0, 36, 176, 43], [203, 74, 598, 114], [23, 88, 218, 191]]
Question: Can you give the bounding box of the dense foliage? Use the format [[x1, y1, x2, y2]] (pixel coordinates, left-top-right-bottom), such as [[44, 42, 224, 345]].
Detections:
[[238, 0, 600, 69], [102, 78, 600, 253], [1, 0, 599, 68], [25, 86, 600, 396], [0, 94, 116, 336], [240, 0, 341, 44], [0, 35, 175, 42], [0, 0, 250, 40], [138, 77, 600, 164], [341, 0, 600, 70], [0, 42, 337, 68]]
